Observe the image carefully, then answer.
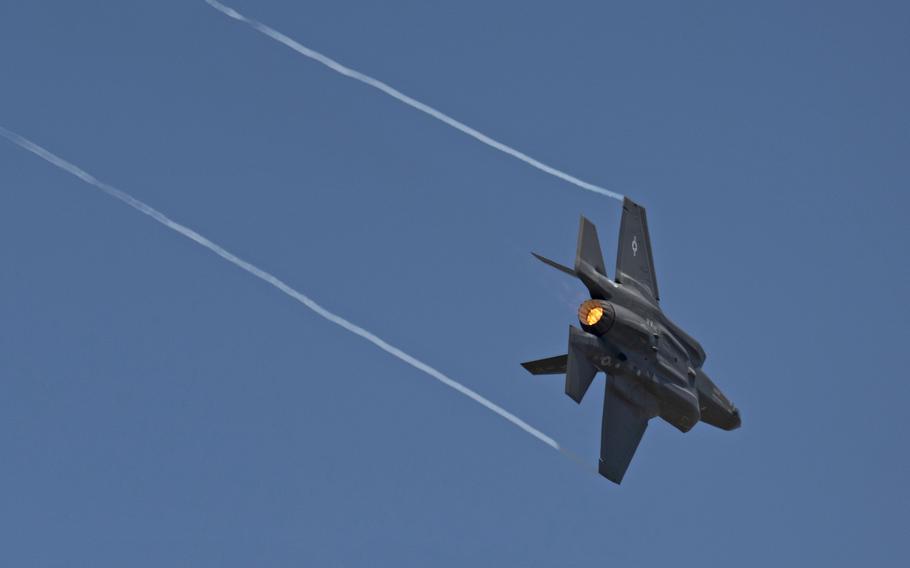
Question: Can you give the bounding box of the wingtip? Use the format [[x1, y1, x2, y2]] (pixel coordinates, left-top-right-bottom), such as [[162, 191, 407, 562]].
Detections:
[[531, 252, 577, 277], [598, 460, 625, 484], [530, 251, 549, 265], [622, 195, 645, 212], [578, 214, 595, 229]]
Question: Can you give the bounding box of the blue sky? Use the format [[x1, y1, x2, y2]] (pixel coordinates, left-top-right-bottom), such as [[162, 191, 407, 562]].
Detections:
[[1, 1, 907, 566]]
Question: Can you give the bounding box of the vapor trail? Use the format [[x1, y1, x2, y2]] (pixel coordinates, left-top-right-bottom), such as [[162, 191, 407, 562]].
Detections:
[[0, 125, 563, 456], [204, 0, 623, 201]]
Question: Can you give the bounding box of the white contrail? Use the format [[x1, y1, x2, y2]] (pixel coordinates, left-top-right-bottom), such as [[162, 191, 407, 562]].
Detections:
[[0, 125, 563, 456], [204, 0, 623, 202]]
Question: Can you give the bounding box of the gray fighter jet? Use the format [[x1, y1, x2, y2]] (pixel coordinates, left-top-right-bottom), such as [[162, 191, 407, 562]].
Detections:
[[522, 197, 740, 484]]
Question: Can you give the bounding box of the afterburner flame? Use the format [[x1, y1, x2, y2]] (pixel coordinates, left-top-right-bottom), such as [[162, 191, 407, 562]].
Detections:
[[578, 300, 604, 326], [585, 307, 604, 325]]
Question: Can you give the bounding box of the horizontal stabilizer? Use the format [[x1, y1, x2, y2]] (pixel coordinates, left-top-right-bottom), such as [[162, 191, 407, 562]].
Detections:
[[531, 252, 576, 277], [520, 354, 568, 375]]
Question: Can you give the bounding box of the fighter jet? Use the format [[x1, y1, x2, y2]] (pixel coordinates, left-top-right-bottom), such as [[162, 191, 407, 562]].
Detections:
[[522, 197, 740, 484]]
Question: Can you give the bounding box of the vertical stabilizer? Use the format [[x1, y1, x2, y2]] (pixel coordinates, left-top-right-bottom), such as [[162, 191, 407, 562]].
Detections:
[[565, 326, 599, 403], [575, 216, 607, 277], [615, 197, 659, 302]]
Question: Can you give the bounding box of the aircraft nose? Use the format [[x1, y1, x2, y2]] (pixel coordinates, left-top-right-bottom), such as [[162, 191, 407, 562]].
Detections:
[[727, 408, 742, 430]]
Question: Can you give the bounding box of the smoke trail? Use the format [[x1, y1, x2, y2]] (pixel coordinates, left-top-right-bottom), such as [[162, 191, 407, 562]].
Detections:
[[0, 125, 566, 457], [204, 0, 623, 202]]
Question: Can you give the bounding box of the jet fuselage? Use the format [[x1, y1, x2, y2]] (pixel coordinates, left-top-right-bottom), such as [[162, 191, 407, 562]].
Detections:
[[522, 197, 741, 483]]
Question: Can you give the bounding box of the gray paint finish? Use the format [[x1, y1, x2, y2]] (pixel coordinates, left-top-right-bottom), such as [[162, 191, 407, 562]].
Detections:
[[522, 197, 740, 484]]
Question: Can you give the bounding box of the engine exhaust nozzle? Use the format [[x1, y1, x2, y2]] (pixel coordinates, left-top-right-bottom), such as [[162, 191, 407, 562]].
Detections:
[[578, 299, 615, 336]]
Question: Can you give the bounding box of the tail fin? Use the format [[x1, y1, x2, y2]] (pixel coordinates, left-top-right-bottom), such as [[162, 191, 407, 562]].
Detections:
[[565, 325, 599, 403], [615, 197, 659, 302], [520, 328, 600, 404], [576, 216, 607, 277]]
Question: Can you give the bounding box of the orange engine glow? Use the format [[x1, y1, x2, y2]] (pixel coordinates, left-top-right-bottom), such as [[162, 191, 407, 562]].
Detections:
[[578, 300, 604, 326]]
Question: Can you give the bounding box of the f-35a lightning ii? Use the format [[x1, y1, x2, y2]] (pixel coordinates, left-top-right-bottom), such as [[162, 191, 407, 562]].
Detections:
[[522, 197, 740, 484]]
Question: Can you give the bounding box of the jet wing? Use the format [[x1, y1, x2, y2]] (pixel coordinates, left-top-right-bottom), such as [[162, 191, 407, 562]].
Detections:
[[615, 197, 660, 303], [599, 375, 656, 483]]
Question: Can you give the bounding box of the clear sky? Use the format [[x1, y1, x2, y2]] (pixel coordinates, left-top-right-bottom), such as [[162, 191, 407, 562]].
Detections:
[[1, 1, 907, 566]]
